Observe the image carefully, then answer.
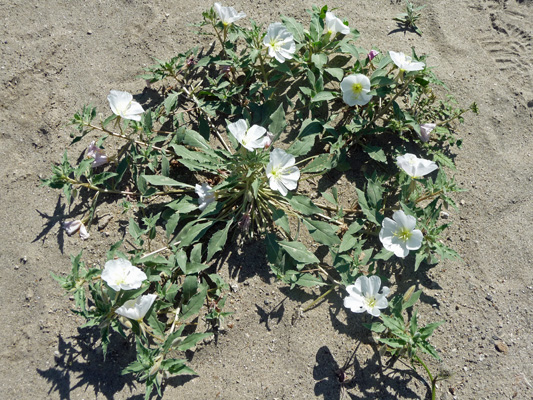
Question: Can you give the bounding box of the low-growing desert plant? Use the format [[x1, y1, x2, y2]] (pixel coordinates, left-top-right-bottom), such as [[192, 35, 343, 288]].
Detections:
[[44, 3, 476, 399]]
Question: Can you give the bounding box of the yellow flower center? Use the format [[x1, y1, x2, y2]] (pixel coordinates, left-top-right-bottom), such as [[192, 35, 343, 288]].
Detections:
[[352, 83, 363, 95], [271, 167, 282, 179], [394, 227, 412, 242], [270, 39, 280, 51], [365, 296, 377, 308]]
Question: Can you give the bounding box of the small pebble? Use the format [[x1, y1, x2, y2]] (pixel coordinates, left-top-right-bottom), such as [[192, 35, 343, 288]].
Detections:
[[485, 294, 493, 301], [440, 211, 450, 219], [495, 341, 508, 354]]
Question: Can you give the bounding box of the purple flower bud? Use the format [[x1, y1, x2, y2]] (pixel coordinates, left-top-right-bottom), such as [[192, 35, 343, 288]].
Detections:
[[419, 123, 436, 143], [368, 50, 379, 61], [238, 213, 251, 232], [86, 141, 108, 168]]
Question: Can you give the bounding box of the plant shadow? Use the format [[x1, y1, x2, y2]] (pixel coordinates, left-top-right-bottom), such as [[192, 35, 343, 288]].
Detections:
[[313, 345, 429, 399], [37, 328, 141, 400]]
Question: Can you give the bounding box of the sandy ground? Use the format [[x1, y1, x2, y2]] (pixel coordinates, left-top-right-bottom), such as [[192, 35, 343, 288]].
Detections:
[[1, 0, 532, 399]]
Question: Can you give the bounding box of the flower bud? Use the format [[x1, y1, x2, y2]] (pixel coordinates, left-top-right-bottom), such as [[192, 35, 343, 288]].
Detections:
[[368, 50, 379, 61]]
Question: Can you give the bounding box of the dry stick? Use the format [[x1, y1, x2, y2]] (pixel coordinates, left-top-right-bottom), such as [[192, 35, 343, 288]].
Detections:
[[181, 86, 232, 153]]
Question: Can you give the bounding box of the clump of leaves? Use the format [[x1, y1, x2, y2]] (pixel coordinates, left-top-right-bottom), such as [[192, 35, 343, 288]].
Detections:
[[393, 0, 426, 35]]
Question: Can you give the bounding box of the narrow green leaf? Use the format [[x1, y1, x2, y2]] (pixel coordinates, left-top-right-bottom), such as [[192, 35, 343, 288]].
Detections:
[[278, 240, 320, 265], [303, 219, 340, 246], [176, 333, 213, 351], [272, 209, 291, 236], [206, 219, 233, 261], [142, 175, 194, 188], [287, 195, 321, 216], [180, 284, 207, 322]]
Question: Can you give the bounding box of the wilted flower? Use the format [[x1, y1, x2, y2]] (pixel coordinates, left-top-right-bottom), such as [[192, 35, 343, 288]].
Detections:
[[115, 294, 157, 321], [396, 153, 438, 178], [263, 131, 275, 149], [101, 258, 147, 291], [107, 90, 144, 121], [195, 183, 215, 211], [419, 123, 436, 143], [368, 49, 379, 61], [325, 12, 350, 35], [228, 119, 268, 151], [389, 51, 425, 72], [266, 148, 300, 196], [263, 23, 296, 63], [340, 74, 372, 106], [214, 3, 246, 25], [379, 210, 423, 258], [86, 141, 108, 168], [63, 220, 90, 240], [344, 275, 390, 317]]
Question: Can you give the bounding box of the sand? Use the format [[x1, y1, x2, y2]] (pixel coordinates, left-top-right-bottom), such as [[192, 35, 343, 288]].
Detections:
[[1, 0, 532, 399]]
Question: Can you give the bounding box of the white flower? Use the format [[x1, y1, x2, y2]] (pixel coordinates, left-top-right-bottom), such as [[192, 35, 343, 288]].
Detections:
[[419, 123, 436, 143], [214, 3, 246, 25], [195, 183, 215, 211], [344, 275, 390, 317], [379, 210, 423, 258], [107, 90, 144, 121], [340, 74, 372, 106], [263, 23, 296, 63], [389, 51, 425, 72], [227, 119, 268, 151], [86, 141, 108, 168], [396, 153, 438, 178], [63, 220, 90, 240], [266, 148, 300, 196], [115, 294, 157, 321], [325, 12, 350, 35], [101, 258, 147, 291]]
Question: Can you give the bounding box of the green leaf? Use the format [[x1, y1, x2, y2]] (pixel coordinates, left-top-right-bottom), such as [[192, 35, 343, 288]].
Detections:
[[303, 219, 340, 246], [176, 333, 213, 351], [402, 289, 422, 311], [311, 91, 336, 103], [164, 91, 180, 113], [355, 188, 381, 225], [419, 321, 445, 340], [311, 53, 328, 69], [165, 211, 180, 240], [206, 219, 233, 261], [272, 209, 291, 236], [182, 275, 198, 303], [301, 153, 334, 173], [339, 234, 358, 253], [287, 195, 321, 216], [184, 262, 210, 275], [278, 240, 319, 265], [176, 220, 214, 248], [176, 128, 211, 151], [378, 337, 407, 348], [268, 103, 286, 139], [142, 175, 194, 188], [180, 284, 207, 322], [129, 218, 144, 240], [293, 273, 326, 287], [325, 68, 344, 81], [280, 16, 305, 42], [363, 145, 387, 163]]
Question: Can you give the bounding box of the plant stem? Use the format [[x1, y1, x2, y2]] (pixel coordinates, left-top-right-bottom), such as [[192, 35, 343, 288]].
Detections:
[[414, 354, 436, 400]]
